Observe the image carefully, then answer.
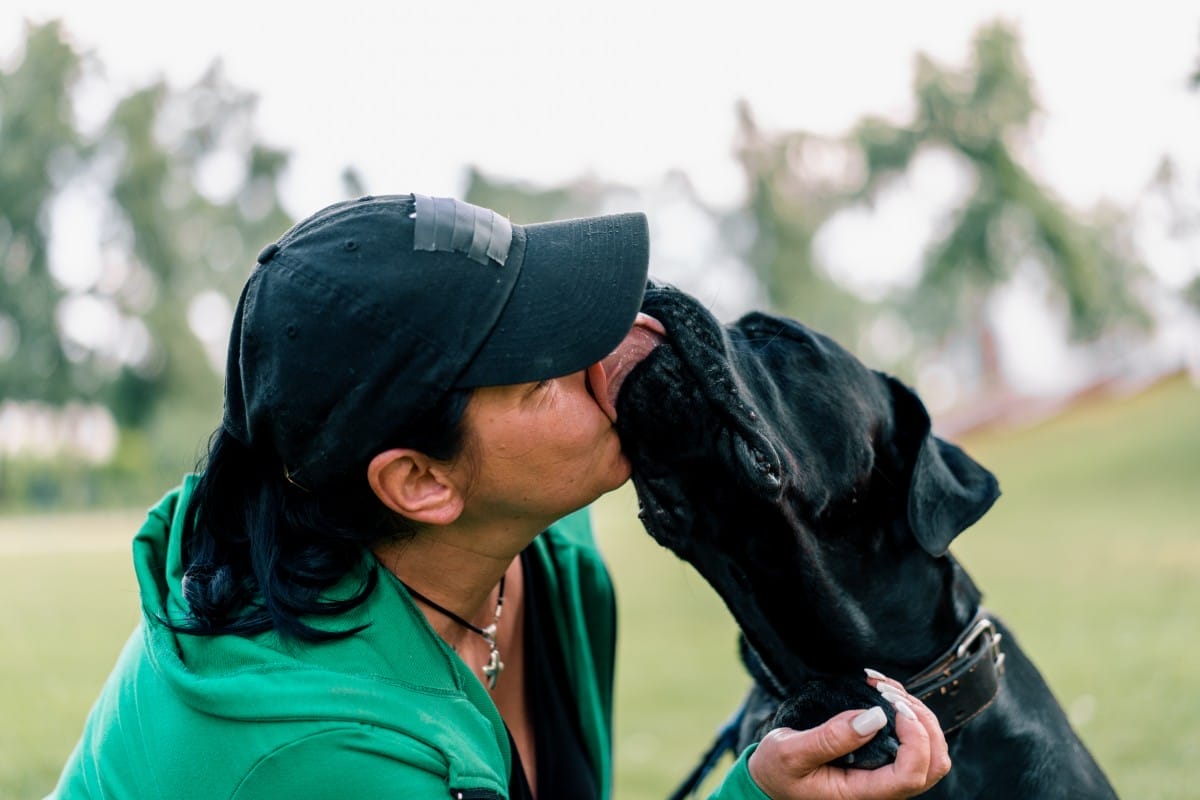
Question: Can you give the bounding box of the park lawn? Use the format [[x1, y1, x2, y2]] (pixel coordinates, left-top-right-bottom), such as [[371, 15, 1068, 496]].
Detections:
[[1, 374, 1197, 800], [0, 512, 140, 800]]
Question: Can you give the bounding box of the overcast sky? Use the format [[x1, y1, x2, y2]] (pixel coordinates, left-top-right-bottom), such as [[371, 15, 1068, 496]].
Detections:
[[4, 1, 1200, 396], [5, 1, 1197, 213]]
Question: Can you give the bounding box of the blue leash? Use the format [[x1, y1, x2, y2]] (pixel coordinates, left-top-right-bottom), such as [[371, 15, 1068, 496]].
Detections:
[[667, 701, 748, 800]]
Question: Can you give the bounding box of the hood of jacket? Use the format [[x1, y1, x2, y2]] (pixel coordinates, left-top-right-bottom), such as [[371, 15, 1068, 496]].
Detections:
[[130, 475, 512, 792]]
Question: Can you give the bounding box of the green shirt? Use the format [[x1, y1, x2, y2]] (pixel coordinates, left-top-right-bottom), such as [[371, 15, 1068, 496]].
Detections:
[[51, 476, 766, 799]]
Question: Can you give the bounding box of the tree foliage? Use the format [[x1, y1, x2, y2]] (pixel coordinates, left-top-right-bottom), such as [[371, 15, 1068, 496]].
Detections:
[[462, 166, 623, 224], [0, 21, 86, 406], [853, 23, 1148, 346], [96, 64, 292, 426], [1192, 30, 1200, 89], [732, 103, 867, 343], [0, 21, 293, 506], [1186, 33, 1200, 310], [735, 22, 1150, 387]]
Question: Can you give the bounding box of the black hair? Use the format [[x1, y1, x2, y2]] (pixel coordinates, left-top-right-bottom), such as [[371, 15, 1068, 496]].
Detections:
[[168, 388, 473, 643]]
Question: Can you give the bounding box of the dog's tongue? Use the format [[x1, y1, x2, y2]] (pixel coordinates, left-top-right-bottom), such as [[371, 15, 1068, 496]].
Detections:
[[594, 313, 666, 422]]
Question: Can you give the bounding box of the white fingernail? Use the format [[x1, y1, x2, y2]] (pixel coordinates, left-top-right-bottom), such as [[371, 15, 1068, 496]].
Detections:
[[893, 698, 918, 721], [851, 706, 887, 736], [864, 667, 888, 681], [879, 688, 905, 706]]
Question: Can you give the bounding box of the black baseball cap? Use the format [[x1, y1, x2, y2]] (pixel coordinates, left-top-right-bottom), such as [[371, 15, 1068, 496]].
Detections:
[[223, 193, 650, 489]]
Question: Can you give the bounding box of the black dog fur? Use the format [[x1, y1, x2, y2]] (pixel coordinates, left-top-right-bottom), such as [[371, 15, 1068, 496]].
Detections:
[[615, 284, 1117, 798]]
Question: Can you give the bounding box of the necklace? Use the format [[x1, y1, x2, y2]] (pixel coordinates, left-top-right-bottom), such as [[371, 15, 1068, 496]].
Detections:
[[401, 576, 506, 690]]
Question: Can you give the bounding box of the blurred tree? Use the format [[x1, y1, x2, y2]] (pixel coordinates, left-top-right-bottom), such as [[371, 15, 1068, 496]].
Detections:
[[0, 21, 86, 406], [462, 166, 623, 224], [1148, 157, 1200, 312], [847, 22, 1149, 388], [733, 22, 1152, 393], [732, 103, 867, 343], [1184, 34, 1200, 311], [1185, 276, 1200, 311], [98, 63, 292, 428], [1192, 30, 1200, 88], [340, 165, 369, 199], [0, 22, 293, 506]]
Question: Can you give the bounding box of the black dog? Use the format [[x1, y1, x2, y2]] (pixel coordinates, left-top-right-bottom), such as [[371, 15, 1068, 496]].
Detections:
[[615, 284, 1117, 799]]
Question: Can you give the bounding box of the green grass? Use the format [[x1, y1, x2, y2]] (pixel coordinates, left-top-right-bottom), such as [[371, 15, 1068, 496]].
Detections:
[[0, 513, 141, 800], [2, 375, 1197, 799], [936, 376, 1200, 797]]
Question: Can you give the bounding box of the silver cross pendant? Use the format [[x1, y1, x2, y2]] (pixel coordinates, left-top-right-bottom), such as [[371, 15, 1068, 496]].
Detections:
[[483, 647, 504, 691]]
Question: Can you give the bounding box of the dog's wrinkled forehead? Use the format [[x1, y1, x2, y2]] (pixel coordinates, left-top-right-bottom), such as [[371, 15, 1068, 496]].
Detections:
[[616, 286, 779, 498], [618, 284, 889, 503]]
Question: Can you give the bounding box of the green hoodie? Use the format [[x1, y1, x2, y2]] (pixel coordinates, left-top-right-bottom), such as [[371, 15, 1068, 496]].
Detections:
[[51, 477, 767, 799]]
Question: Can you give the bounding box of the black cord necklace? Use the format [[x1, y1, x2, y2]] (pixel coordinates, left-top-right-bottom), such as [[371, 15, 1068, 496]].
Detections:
[[401, 576, 507, 690]]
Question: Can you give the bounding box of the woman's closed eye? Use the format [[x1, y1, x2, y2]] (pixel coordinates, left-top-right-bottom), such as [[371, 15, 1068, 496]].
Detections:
[[522, 378, 553, 400]]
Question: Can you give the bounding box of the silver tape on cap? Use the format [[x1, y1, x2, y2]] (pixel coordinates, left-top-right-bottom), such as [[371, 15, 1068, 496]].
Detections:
[[412, 193, 512, 267]]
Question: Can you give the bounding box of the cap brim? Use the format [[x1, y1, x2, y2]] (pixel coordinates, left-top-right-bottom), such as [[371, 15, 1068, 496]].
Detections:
[[454, 212, 650, 388]]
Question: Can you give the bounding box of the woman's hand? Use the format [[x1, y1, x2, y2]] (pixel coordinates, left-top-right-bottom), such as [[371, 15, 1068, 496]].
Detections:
[[747, 674, 951, 800]]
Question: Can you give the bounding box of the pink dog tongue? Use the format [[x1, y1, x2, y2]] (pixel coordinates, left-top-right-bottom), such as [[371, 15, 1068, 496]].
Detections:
[[595, 313, 665, 422]]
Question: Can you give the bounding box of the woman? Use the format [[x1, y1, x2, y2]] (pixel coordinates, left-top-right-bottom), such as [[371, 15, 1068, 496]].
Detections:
[[52, 193, 949, 799]]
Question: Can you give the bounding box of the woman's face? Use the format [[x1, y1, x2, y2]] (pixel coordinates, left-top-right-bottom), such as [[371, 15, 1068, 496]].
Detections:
[[450, 361, 630, 529], [449, 314, 664, 531]]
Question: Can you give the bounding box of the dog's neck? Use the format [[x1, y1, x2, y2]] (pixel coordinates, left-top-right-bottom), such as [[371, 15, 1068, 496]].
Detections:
[[689, 508, 984, 695]]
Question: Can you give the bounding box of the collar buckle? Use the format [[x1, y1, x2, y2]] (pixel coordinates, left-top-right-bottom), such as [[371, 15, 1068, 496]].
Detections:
[[957, 616, 1005, 673], [905, 611, 1006, 734]]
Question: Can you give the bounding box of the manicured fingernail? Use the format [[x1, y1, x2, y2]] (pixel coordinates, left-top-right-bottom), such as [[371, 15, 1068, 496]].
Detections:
[[893, 698, 918, 721], [851, 706, 888, 736], [864, 667, 888, 681], [875, 684, 918, 719]]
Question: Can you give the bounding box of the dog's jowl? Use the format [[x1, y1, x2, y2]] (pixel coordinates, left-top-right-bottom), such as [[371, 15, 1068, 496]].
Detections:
[[615, 284, 1117, 799]]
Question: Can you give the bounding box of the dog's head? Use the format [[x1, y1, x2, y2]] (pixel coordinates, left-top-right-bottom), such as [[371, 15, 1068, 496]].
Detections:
[[616, 284, 1000, 685]]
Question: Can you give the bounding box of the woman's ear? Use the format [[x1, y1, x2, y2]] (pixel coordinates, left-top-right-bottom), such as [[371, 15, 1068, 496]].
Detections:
[[367, 449, 465, 527]]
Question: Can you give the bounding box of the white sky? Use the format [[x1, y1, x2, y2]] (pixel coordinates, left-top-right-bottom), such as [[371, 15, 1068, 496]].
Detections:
[[5, 1, 1198, 213], [4, 0, 1200, 397]]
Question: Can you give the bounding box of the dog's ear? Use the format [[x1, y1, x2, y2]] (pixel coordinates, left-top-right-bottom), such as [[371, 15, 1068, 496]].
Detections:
[[883, 375, 1000, 556]]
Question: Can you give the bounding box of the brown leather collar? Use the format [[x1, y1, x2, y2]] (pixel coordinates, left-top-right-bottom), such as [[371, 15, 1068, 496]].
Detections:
[[740, 608, 1007, 736], [904, 612, 1007, 734]]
